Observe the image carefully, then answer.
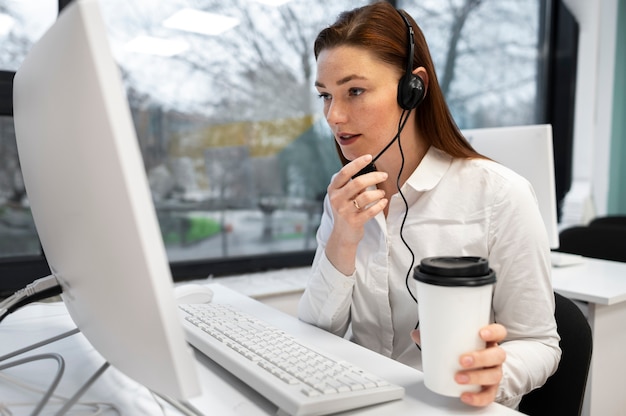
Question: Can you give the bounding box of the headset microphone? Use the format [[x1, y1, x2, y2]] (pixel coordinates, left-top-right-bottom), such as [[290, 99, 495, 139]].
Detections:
[[352, 130, 402, 178]]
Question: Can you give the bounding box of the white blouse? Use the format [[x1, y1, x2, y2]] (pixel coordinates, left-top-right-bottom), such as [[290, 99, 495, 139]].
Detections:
[[298, 146, 561, 408]]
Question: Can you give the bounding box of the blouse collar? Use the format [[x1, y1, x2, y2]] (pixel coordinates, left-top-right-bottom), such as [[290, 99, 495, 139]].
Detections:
[[404, 146, 453, 192]]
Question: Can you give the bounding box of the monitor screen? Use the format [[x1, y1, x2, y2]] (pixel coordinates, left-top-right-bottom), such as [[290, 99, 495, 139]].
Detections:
[[462, 124, 560, 249], [12, 0, 200, 401]]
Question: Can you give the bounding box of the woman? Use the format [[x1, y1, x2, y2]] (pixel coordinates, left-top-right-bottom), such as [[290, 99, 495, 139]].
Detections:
[[298, 1, 561, 409]]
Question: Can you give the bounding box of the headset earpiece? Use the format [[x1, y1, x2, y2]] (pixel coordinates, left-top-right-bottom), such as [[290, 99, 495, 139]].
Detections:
[[397, 73, 425, 110], [396, 10, 425, 110]]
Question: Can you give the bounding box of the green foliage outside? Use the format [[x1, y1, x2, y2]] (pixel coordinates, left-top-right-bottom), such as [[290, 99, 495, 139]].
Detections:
[[164, 216, 221, 245]]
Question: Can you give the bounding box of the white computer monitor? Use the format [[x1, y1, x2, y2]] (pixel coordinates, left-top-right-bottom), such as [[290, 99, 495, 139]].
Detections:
[[462, 124, 560, 249], [13, 0, 200, 401]]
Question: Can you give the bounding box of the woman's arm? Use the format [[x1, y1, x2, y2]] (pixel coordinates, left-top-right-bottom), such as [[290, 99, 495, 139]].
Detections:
[[298, 155, 387, 335], [487, 174, 561, 407]]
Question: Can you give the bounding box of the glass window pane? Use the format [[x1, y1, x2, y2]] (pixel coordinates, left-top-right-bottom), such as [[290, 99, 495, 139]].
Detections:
[[0, 2, 57, 259], [1, 1, 545, 264], [398, 0, 541, 128], [0, 115, 40, 258], [96, 0, 544, 264], [0, 0, 57, 71], [99, 0, 367, 263]]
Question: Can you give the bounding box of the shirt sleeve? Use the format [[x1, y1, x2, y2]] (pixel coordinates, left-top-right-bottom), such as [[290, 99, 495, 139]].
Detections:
[[487, 173, 562, 407], [297, 194, 355, 337]]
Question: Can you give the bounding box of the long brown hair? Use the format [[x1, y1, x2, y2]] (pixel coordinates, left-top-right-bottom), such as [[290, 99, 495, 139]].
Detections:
[[314, 1, 483, 165]]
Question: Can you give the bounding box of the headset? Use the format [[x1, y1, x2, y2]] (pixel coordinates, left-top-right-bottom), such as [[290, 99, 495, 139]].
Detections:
[[349, 10, 423, 329], [396, 10, 425, 110], [351, 10, 425, 179]]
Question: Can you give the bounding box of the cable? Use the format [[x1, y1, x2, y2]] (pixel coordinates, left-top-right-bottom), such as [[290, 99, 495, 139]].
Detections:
[[0, 275, 62, 324], [54, 361, 110, 416], [151, 391, 205, 416], [0, 353, 65, 416], [392, 108, 422, 349], [391, 109, 417, 305], [0, 298, 117, 415], [0, 371, 121, 416], [0, 328, 80, 364]]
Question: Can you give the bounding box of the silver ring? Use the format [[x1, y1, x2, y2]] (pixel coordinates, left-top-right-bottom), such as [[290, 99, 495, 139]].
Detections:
[[353, 199, 361, 210]]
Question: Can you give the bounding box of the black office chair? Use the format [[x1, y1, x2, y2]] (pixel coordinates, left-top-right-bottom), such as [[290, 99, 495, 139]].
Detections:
[[588, 215, 626, 229], [518, 292, 592, 416], [557, 225, 626, 262]]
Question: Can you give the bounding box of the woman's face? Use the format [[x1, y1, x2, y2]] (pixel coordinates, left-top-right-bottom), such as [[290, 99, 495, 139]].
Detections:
[[315, 46, 404, 162]]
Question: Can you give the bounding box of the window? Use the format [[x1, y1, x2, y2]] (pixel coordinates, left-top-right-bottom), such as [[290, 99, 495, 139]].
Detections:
[[96, 0, 367, 276], [398, 0, 542, 128], [0, 1, 56, 261], [0, 114, 39, 258], [1, 0, 571, 293], [98, 0, 546, 268], [0, 1, 57, 71]]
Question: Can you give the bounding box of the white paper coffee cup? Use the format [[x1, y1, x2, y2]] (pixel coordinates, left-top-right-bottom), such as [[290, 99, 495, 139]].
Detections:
[[413, 256, 496, 397]]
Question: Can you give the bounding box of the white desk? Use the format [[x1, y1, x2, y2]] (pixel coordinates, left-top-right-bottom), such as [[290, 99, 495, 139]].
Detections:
[[0, 285, 520, 416], [551, 258, 626, 416]]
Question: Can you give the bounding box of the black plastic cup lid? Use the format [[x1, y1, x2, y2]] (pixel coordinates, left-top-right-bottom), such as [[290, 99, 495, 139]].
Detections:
[[414, 256, 496, 287]]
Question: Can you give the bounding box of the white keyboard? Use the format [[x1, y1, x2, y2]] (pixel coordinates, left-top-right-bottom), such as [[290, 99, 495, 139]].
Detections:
[[179, 303, 404, 416]]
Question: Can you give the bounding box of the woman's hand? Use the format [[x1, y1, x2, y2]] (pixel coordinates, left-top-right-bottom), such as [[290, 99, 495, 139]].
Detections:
[[455, 324, 507, 406], [328, 154, 388, 238], [324, 154, 388, 275], [411, 323, 507, 407]]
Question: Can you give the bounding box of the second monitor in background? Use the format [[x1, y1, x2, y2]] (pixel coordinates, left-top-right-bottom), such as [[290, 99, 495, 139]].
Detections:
[[463, 124, 559, 250]]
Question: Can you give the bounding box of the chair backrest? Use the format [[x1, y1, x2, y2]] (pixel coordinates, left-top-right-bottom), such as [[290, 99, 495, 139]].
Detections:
[[518, 292, 592, 416], [558, 225, 626, 263], [588, 215, 626, 229]]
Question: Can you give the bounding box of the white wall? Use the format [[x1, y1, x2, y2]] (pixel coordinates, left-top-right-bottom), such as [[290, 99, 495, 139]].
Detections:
[[561, 0, 619, 226]]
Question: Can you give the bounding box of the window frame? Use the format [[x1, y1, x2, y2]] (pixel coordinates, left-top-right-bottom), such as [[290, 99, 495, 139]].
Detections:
[[0, 71, 13, 116]]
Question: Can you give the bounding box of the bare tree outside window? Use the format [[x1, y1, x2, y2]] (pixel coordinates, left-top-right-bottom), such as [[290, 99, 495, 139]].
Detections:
[[0, 0, 542, 264], [401, 0, 539, 127]]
